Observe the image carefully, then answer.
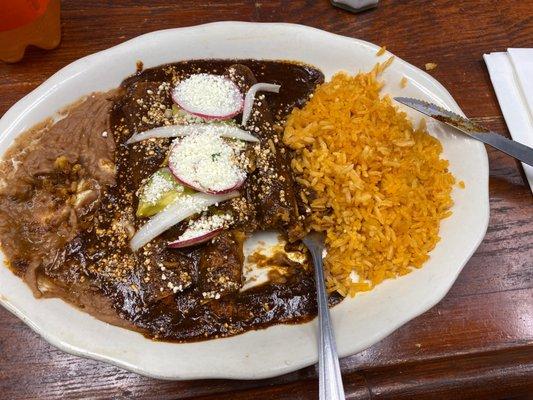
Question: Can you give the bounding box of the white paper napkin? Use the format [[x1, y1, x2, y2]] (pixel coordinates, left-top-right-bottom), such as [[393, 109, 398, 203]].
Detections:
[[484, 48, 533, 192]]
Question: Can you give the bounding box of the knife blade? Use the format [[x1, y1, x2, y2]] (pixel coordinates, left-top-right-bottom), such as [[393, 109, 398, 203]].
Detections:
[[394, 97, 533, 166]]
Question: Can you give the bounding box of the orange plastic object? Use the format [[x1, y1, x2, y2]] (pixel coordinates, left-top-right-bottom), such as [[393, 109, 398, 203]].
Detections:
[[0, 0, 61, 63]]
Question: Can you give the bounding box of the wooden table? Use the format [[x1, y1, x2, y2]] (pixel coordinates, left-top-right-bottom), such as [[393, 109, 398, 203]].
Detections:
[[1, 1, 532, 399]]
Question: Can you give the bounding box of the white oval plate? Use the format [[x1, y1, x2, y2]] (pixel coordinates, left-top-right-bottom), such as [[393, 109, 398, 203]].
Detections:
[[0, 22, 489, 380]]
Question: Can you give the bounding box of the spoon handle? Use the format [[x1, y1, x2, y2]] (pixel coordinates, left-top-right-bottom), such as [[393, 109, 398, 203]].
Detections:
[[308, 245, 346, 400]]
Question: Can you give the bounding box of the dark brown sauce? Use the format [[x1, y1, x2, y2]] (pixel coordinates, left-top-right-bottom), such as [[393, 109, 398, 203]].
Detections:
[[4, 59, 343, 342]]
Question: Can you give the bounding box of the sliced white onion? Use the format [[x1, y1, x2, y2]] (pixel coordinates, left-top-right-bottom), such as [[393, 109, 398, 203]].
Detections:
[[130, 191, 239, 251], [125, 124, 259, 144], [241, 83, 281, 126]]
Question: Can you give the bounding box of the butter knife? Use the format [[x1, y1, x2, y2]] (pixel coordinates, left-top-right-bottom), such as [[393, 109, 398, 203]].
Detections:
[[394, 97, 533, 166]]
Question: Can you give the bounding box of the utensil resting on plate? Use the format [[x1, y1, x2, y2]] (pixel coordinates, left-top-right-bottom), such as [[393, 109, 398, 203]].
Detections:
[[394, 97, 533, 167], [303, 232, 346, 400]]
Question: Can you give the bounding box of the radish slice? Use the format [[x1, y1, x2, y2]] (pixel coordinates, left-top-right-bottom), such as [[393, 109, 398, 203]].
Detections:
[[168, 130, 247, 194], [168, 228, 222, 249], [173, 175, 245, 195], [125, 123, 259, 144], [130, 191, 239, 251], [172, 74, 243, 120], [168, 213, 233, 248], [241, 83, 281, 126]]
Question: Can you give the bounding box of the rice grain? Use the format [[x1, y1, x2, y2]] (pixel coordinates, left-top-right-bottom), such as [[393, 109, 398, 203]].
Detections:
[[284, 68, 455, 296]]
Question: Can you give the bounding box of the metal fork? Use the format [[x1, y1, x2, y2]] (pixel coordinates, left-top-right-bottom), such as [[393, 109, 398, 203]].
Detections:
[[302, 232, 346, 400]]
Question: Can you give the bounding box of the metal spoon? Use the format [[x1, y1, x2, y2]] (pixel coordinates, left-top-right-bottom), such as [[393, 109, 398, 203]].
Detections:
[[303, 232, 346, 400]]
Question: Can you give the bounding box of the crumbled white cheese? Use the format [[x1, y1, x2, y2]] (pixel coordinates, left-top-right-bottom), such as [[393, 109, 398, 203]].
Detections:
[[173, 74, 242, 117], [169, 130, 246, 192], [142, 172, 182, 205], [178, 213, 233, 242]]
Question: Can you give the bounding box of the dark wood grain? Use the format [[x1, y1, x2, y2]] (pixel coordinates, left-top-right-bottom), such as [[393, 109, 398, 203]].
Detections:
[[1, 0, 532, 399]]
